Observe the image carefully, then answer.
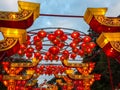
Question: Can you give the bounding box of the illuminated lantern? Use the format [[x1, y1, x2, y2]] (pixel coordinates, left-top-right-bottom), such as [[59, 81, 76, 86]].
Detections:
[[52, 38, 60, 45], [27, 47, 34, 53], [38, 55, 43, 60], [54, 29, 64, 37], [80, 42, 87, 48], [47, 33, 56, 41], [45, 51, 51, 56], [49, 46, 60, 55], [57, 42, 65, 49], [70, 42, 77, 48], [37, 29, 47, 38], [62, 50, 69, 57], [88, 42, 96, 48], [78, 49, 84, 56], [54, 55, 59, 61], [60, 55, 65, 61], [34, 52, 41, 58], [83, 36, 91, 43], [26, 52, 32, 58], [18, 50, 24, 56], [72, 48, 79, 53], [33, 35, 41, 42], [71, 31, 80, 39], [73, 38, 81, 44], [34, 41, 42, 46], [70, 53, 77, 59], [35, 45, 42, 51], [86, 47, 92, 54], [20, 44, 26, 50], [60, 34, 68, 41]]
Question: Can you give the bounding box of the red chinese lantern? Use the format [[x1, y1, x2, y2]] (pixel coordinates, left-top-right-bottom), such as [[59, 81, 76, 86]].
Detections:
[[18, 50, 24, 56], [52, 38, 60, 45], [34, 52, 41, 58], [86, 47, 92, 54], [78, 49, 84, 56], [26, 52, 32, 58], [38, 55, 43, 60], [54, 29, 64, 37], [35, 45, 42, 51], [47, 33, 56, 41], [72, 48, 79, 53], [20, 44, 26, 50], [88, 42, 96, 48], [60, 55, 65, 61], [60, 34, 68, 41], [57, 42, 65, 48], [33, 35, 41, 42], [83, 36, 91, 43], [37, 29, 47, 38], [27, 47, 34, 53], [70, 42, 77, 48], [49, 46, 60, 55], [62, 50, 69, 57], [70, 53, 77, 59], [71, 31, 80, 39], [73, 38, 81, 44]]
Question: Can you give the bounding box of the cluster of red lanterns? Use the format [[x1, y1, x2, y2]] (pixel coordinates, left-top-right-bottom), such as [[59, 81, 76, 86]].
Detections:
[[35, 65, 67, 75], [15, 80, 27, 90], [17, 29, 96, 61]]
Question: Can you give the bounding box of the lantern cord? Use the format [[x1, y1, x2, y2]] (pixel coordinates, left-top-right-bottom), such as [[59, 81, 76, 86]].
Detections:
[[107, 57, 114, 90], [40, 14, 84, 18], [40, 14, 115, 18]]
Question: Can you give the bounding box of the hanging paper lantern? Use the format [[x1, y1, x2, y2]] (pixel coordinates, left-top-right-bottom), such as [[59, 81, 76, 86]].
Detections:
[[26, 52, 32, 58], [54, 29, 64, 37], [18, 50, 24, 56], [60, 34, 68, 41], [33, 35, 41, 42], [20, 44, 26, 50], [86, 47, 92, 54], [38, 55, 43, 61], [52, 38, 60, 45], [72, 48, 79, 53], [54, 55, 59, 61], [62, 50, 69, 57], [70, 53, 77, 59], [34, 41, 42, 46], [88, 42, 96, 48], [27, 47, 34, 53], [49, 46, 60, 55], [71, 31, 80, 39], [83, 36, 91, 43], [57, 42, 65, 49], [78, 49, 84, 56], [35, 45, 42, 51], [60, 55, 65, 61], [47, 33, 56, 41], [80, 42, 87, 48], [70, 42, 77, 48], [34, 52, 41, 58], [37, 29, 47, 38], [73, 37, 81, 44]]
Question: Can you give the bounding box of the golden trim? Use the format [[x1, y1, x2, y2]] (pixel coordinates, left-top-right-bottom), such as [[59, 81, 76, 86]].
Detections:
[[62, 59, 89, 67], [96, 32, 120, 48], [11, 58, 39, 67], [110, 41, 120, 52], [0, 1, 40, 21], [95, 15, 120, 26], [0, 27, 27, 44], [84, 8, 107, 24], [0, 37, 18, 51]]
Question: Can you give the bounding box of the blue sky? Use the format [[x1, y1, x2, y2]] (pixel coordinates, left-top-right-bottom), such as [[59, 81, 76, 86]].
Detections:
[[0, 0, 120, 84]]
